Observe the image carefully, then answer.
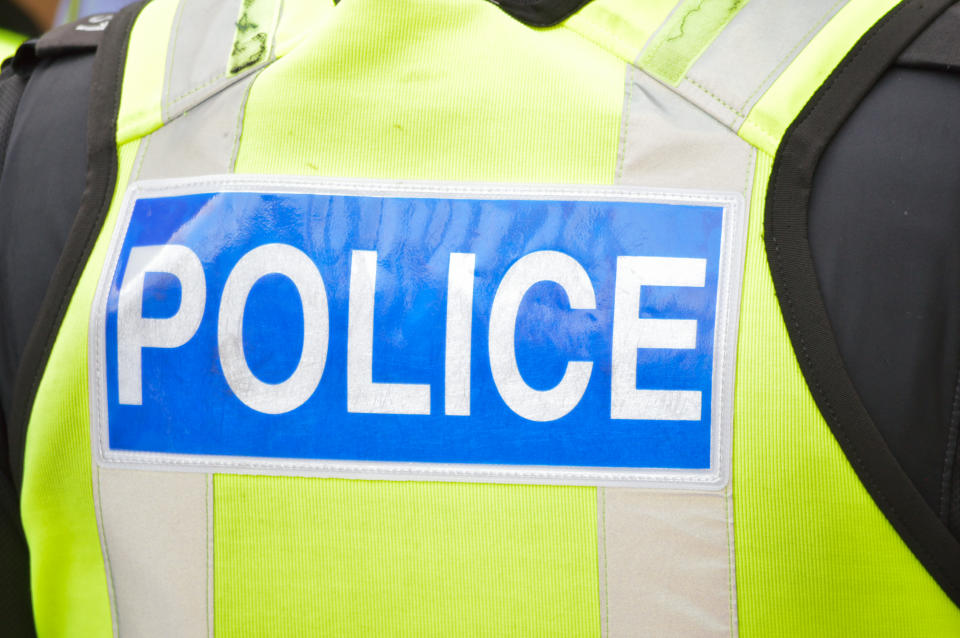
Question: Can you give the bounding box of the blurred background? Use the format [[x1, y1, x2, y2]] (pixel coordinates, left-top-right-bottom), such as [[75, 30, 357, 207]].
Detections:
[[0, 0, 131, 56]]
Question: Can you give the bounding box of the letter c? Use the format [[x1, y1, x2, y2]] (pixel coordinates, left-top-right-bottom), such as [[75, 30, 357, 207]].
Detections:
[[488, 250, 595, 422]]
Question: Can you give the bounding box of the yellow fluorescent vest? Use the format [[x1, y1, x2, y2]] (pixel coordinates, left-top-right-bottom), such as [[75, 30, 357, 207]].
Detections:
[[17, 0, 960, 635]]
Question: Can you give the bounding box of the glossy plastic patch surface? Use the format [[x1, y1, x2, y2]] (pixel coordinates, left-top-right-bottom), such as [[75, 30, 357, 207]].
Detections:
[[90, 177, 744, 487]]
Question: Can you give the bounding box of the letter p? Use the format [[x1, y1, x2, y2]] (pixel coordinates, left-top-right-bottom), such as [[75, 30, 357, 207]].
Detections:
[[117, 245, 206, 405]]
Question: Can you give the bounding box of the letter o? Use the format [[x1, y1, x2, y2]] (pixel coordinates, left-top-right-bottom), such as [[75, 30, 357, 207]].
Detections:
[[218, 243, 329, 414]]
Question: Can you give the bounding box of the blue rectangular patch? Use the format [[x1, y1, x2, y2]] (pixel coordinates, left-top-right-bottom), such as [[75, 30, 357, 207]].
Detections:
[[90, 179, 744, 487]]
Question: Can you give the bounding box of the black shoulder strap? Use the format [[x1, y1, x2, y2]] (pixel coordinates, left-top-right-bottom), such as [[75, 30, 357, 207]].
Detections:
[[0, 55, 32, 638], [0, 9, 126, 491], [0, 11, 115, 167], [5, 1, 147, 486], [7, 13, 115, 73]]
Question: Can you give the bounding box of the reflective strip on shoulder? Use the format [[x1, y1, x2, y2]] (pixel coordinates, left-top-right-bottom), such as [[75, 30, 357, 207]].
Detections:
[[160, 0, 279, 122], [738, 0, 900, 153], [681, 0, 847, 128], [116, 0, 281, 142], [638, 0, 749, 86], [93, 17, 257, 630], [564, 0, 892, 146]]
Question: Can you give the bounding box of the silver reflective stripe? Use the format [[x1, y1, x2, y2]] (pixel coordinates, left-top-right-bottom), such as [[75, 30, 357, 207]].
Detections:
[[139, 74, 259, 180], [611, 60, 755, 637], [97, 469, 212, 638], [617, 67, 755, 193], [598, 488, 738, 637], [670, 0, 845, 128], [96, 10, 261, 632], [160, 0, 279, 124]]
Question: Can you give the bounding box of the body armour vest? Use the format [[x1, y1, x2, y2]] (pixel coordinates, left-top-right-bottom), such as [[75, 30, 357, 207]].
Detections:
[[13, 0, 960, 635]]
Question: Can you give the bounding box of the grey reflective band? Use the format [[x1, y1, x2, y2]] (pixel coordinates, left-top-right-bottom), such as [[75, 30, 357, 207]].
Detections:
[[682, 0, 845, 128], [138, 75, 256, 180], [608, 51, 758, 637], [637, 0, 845, 130], [94, 2, 268, 634], [598, 488, 738, 635], [160, 0, 279, 124], [617, 67, 756, 193]]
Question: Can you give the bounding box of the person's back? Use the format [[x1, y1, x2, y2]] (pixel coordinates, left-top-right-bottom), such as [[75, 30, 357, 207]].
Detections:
[[1, 1, 960, 635]]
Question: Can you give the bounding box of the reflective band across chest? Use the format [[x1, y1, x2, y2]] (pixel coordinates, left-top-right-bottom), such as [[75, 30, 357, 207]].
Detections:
[[89, 178, 745, 487]]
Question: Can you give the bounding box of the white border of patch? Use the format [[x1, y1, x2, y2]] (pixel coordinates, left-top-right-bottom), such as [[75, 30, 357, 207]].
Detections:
[[89, 176, 745, 489]]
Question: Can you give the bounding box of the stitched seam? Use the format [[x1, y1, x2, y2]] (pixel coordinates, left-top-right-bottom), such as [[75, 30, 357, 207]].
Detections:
[[615, 69, 633, 182], [953, 468, 960, 531], [205, 475, 211, 638], [98, 472, 121, 637], [132, 133, 150, 180], [600, 488, 609, 638], [164, 71, 231, 113], [161, 0, 187, 115], [939, 364, 960, 520], [742, 119, 778, 154], [742, 145, 754, 198], [724, 486, 735, 637], [162, 0, 283, 120], [685, 75, 745, 119], [723, 149, 754, 638], [228, 70, 263, 171], [566, 9, 763, 140]]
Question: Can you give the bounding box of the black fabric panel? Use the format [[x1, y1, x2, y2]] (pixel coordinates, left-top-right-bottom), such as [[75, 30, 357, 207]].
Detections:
[[0, 53, 95, 430], [899, 4, 960, 70], [36, 14, 118, 57], [8, 0, 146, 488], [0, 66, 25, 174], [488, 0, 592, 27], [0, 18, 113, 431], [950, 390, 960, 533], [0, 59, 33, 638], [952, 438, 960, 531], [808, 66, 960, 526], [0, 470, 32, 637], [765, 0, 960, 608]]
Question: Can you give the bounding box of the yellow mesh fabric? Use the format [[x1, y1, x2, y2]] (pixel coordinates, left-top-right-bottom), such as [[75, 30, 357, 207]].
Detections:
[[214, 477, 600, 637]]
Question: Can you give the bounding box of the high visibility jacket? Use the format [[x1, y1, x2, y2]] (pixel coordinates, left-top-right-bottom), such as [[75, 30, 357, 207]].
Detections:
[[8, 0, 960, 636], [0, 29, 27, 61]]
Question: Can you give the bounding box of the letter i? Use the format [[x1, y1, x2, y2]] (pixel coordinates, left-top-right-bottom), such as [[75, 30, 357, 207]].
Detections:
[[445, 253, 476, 415]]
